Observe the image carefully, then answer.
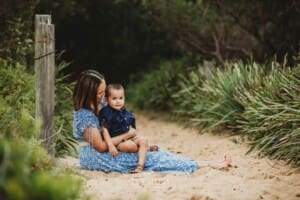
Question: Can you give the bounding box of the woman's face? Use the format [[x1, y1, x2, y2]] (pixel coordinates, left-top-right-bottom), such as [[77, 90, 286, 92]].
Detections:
[[97, 80, 106, 104]]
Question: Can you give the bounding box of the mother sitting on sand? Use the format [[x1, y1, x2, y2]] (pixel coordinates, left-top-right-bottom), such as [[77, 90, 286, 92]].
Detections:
[[73, 69, 232, 173]]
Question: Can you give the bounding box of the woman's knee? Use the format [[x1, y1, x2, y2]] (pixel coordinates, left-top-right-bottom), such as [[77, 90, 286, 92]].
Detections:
[[94, 141, 108, 152], [95, 146, 107, 153]]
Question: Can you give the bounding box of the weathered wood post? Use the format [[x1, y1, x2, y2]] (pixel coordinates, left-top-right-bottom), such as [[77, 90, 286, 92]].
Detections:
[[34, 14, 55, 157]]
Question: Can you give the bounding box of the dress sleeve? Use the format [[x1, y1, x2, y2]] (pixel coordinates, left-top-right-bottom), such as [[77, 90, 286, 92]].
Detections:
[[73, 109, 100, 139]]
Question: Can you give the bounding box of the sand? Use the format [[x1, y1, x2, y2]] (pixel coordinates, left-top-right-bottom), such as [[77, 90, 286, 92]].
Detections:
[[57, 112, 300, 200]]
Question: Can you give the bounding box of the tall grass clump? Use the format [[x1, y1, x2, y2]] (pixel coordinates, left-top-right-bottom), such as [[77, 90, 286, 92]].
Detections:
[[236, 64, 300, 165], [173, 61, 270, 131], [54, 62, 77, 157], [170, 66, 206, 120]]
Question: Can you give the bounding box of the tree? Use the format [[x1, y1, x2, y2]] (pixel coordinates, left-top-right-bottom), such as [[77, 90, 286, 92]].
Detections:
[[0, 0, 38, 66], [35, 0, 177, 84], [143, 0, 300, 65]]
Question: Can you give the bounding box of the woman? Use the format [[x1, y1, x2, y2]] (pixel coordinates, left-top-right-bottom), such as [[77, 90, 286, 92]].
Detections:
[[73, 69, 232, 173]]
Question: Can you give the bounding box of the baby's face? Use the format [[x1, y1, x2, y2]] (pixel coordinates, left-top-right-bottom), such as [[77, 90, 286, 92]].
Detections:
[[106, 89, 125, 110]]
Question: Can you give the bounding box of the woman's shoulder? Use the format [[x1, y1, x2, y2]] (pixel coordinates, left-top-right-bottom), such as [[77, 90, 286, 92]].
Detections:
[[75, 108, 93, 114], [74, 108, 97, 119], [74, 108, 99, 126], [73, 108, 100, 137]]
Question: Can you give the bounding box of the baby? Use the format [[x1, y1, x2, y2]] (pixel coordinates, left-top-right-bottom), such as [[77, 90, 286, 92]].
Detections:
[[99, 84, 158, 172]]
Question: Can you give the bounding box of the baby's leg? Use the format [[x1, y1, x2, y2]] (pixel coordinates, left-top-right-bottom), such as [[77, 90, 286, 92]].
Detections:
[[133, 136, 158, 151], [117, 140, 138, 153]]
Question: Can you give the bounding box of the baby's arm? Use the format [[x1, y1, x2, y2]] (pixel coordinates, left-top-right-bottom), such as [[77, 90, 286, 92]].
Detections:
[[110, 128, 137, 145]]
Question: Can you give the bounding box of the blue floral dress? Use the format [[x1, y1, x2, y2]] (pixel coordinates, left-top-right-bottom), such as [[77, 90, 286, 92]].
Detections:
[[73, 109, 199, 173]]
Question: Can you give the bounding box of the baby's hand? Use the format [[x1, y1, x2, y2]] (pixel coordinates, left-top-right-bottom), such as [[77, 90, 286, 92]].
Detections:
[[108, 145, 118, 157]]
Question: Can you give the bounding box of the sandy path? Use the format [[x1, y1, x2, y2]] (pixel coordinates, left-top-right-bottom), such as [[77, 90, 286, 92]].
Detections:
[[57, 112, 300, 200]]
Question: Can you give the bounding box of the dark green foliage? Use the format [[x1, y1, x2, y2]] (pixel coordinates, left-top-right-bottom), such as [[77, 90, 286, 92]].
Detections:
[[127, 59, 191, 110], [143, 0, 300, 65], [0, 0, 38, 67], [0, 61, 83, 199], [174, 62, 245, 130], [0, 60, 36, 139], [172, 67, 206, 120], [35, 0, 177, 84], [0, 59, 77, 156]]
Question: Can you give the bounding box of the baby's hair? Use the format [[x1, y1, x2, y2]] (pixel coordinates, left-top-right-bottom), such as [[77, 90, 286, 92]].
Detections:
[[105, 83, 124, 97]]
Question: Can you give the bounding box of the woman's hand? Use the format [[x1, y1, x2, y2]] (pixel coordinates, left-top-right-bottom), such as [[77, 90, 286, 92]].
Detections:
[[110, 128, 137, 146], [83, 127, 108, 152]]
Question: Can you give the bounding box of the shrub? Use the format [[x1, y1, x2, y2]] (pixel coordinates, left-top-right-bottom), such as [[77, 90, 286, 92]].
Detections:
[[127, 58, 191, 110], [0, 60, 77, 156], [173, 61, 260, 130], [129, 57, 300, 167], [0, 62, 36, 139], [0, 61, 83, 199], [236, 65, 300, 165], [0, 138, 82, 200]]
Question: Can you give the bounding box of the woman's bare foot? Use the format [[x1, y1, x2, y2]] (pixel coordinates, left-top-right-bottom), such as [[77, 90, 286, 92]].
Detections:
[[209, 155, 232, 169], [197, 155, 232, 170]]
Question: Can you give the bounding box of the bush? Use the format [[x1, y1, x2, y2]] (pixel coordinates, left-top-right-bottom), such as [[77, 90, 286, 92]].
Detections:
[[0, 61, 84, 199], [127, 58, 191, 110], [0, 0, 37, 67], [0, 61, 36, 139], [129, 58, 300, 167], [173, 61, 271, 130], [0, 60, 77, 156], [0, 138, 82, 200], [236, 65, 300, 165]]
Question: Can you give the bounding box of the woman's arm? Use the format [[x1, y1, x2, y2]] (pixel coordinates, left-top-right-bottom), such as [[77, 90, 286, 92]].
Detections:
[[82, 126, 136, 153], [110, 127, 137, 146], [82, 127, 108, 152]]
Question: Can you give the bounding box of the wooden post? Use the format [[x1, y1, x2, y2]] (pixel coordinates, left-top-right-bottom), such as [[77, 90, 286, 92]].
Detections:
[[34, 14, 55, 157]]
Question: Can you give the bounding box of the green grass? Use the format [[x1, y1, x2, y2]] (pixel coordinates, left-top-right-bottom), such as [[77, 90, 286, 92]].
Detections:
[[128, 58, 300, 167]]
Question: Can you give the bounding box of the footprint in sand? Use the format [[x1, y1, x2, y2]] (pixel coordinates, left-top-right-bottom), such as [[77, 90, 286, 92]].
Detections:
[[190, 194, 214, 200]]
